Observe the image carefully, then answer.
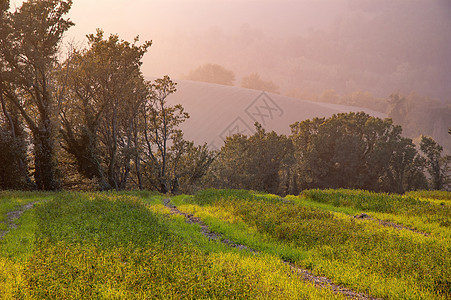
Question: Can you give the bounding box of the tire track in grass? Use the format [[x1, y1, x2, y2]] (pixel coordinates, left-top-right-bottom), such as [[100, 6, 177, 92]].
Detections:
[[163, 198, 382, 300], [0, 202, 35, 240], [163, 198, 256, 252], [353, 213, 429, 236]]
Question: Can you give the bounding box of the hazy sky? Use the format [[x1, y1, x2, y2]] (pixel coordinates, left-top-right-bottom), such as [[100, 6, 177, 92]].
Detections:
[[9, 0, 451, 97], [10, 0, 350, 76], [11, 0, 341, 37]]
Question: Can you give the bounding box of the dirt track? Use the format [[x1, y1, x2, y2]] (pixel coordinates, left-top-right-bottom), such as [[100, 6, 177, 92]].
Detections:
[[162, 198, 382, 300], [0, 202, 34, 240], [353, 213, 429, 236]]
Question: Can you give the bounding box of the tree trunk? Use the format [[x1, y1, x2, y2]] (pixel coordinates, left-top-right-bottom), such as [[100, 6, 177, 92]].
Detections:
[[33, 128, 59, 190]]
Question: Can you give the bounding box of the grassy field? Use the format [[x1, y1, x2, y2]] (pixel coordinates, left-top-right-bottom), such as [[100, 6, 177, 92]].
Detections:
[[0, 189, 449, 299]]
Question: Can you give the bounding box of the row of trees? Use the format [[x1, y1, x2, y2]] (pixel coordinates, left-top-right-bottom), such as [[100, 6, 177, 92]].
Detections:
[[0, 0, 213, 192], [297, 89, 451, 156], [184, 63, 450, 157], [0, 1, 449, 194], [205, 113, 450, 195]]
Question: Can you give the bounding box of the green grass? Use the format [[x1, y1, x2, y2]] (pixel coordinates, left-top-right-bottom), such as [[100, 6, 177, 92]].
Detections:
[[0, 191, 344, 299], [406, 190, 451, 202], [175, 189, 451, 300], [0, 191, 51, 258], [0, 191, 52, 230], [1, 189, 449, 299], [297, 189, 451, 240]]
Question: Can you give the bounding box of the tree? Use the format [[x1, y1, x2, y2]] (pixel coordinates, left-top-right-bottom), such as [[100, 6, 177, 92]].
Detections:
[[0, 107, 31, 189], [205, 123, 293, 195], [0, 0, 73, 190], [387, 93, 408, 126], [420, 136, 450, 190], [163, 132, 214, 194], [184, 63, 235, 86], [241, 73, 279, 94], [205, 134, 249, 190], [247, 124, 293, 194], [60, 30, 151, 190], [177, 142, 215, 193], [0, 0, 31, 189], [140, 76, 189, 193], [339, 91, 387, 113], [59, 31, 206, 193], [290, 112, 426, 193], [403, 154, 428, 191], [385, 92, 451, 156], [1, 1, 211, 192]]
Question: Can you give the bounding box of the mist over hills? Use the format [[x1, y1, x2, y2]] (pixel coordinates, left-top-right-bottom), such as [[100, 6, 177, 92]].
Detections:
[[146, 0, 451, 102], [165, 79, 387, 148], [11, 0, 450, 101]]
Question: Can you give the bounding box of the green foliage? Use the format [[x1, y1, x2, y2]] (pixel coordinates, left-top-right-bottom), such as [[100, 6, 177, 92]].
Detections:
[[302, 189, 420, 214], [34, 193, 172, 249], [420, 136, 451, 190], [0, 192, 52, 263], [18, 241, 341, 299], [2, 1, 203, 193], [0, 126, 29, 190], [192, 188, 282, 206], [406, 190, 451, 201], [1, 189, 450, 299], [140, 77, 191, 193], [301, 189, 451, 238], [0, 191, 344, 299], [171, 141, 215, 194], [0, 0, 74, 190], [205, 124, 293, 195], [184, 63, 235, 86], [0, 209, 37, 261], [60, 29, 151, 190], [290, 112, 427, 193], [0, 191, 49, 224], [176, 188, 451, 299], [241, 73, 280, 94], [59, 30, 204, 192]]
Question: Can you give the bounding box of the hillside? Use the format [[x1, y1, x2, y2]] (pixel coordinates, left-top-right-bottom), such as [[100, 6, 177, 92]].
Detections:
[[165, 80, 387, 148], [144, 1, 451, 102], [1, 189, 449, 299]]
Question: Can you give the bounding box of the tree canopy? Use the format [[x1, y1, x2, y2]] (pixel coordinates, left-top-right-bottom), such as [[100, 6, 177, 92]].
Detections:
[[241, 73, 280, 94], [0, 0, 449, 194], [203, 112, 447, 195], [1, 0, 73, 190], [184, 63, 235, 86]]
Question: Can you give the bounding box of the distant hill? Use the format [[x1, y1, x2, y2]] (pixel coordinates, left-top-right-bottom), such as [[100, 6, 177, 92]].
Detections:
[[166, 80, 387, 149], [145, 1, 451, 102]]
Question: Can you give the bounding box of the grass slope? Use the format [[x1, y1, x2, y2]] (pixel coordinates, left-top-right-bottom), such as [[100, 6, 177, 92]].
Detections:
[[0, 191, 341, 299], [176, 189, 451, 300], [0, 189, 449, 299]]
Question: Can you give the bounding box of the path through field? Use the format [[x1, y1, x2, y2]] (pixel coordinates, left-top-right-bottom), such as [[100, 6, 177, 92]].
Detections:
[[163, 198, 382, 300], [353, 213, 429, 236], [0, 202, 34, 240]]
